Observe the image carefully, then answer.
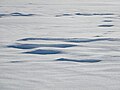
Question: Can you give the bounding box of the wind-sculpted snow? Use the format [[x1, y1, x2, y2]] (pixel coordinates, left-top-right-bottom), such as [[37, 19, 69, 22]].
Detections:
[[7, 43, 77, 49], [0, 12, 35, 18], [56, 58, 101, 63], [98, 25, 114, 27], [75, 13, 114, 16], [18, 37, 119, 43], [0, 13, 7, 17], [8, 60, 26, 63], [10, 12, 34, 16], [56, 12, 114, 17], [7, 37, 120, 57], [7, 44, 40, 49], [1, 12, 114, 18], [103, 20, 113, 22], [24, 49, 62, 55], [0, 0, 120, 90]]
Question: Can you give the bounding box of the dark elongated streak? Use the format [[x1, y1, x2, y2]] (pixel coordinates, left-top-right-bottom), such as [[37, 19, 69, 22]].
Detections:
[[98, 25, 114, 27], [24, 49, 62, 55], [18, 37, 118, 43], [7, 44, 40, 49], [56, 58, 101, 63], [7, 44, 77, 49]]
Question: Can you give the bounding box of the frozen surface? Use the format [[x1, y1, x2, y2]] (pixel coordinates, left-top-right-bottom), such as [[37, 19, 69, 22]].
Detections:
[[0, 0, 120, 90]]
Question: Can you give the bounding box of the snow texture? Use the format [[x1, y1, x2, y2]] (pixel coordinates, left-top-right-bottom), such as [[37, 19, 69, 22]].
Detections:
[[0, 0, 120, 90]]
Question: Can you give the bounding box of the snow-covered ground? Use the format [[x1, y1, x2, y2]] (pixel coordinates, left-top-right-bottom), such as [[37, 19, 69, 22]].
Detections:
[[0, 0, 120, 90]]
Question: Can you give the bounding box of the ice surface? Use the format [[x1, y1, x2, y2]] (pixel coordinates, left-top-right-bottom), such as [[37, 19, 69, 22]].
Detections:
[[0, 0, 120, 90]]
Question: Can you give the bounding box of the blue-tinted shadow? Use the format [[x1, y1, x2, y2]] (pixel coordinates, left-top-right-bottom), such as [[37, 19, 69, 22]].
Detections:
[[24, 49, 62, 55], [75, 13, 114, 16], [8, 61, 25, 63], [75, 13, 93, 16], [56, 58, 101, 63], [18, 37, 116, 43], [65, 38, 113, 43], [103, 20, 113, 22], [0, 13, 7, 17], [10, 12, 34, 16], [7, 43, 77, 49], [98, 25, 114, 27], [18, 38, 66, 41], [7, 44, 40, 49], [62, 13, 72, 16], [56, 13, 114, 17]]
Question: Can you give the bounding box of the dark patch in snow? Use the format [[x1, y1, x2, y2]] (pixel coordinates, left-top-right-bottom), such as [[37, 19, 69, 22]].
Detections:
[[18, 37, 118, 43], [40, 44, 77, 48], [0, 13, 8, 18], [18, 37, 66, 41], [8, 61, 25, 63], [7, 43, 77, 49], [64, 38, 113, 43], [7, 44, 40, 49], [94, 35, 102, 37], [75, 13, 114, 16], [55, 15, 62, 17], [104, 17, 114, 18], [57, 12, 114, 17], [0, 12, 35, 18], [18, 38, 68, 41], [103, 20, 113, 22], [56, 58, 101, 63], [55, 13, 72, 17], [10, 12, 34, 16], [98, 25, 114, 27], [24, 49, 62, 55], [92, 13, 114, 15], [62, 13, 72, 16], [0, 13, 7, 17], [75, 13, 93, 16]]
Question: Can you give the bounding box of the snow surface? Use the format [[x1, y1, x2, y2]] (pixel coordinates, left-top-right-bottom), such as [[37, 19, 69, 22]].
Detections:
[[0, 0, 120, 90]]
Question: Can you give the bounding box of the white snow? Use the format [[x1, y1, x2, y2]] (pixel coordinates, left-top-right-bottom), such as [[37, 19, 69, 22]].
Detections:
[[0, 0, 120, 90]]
